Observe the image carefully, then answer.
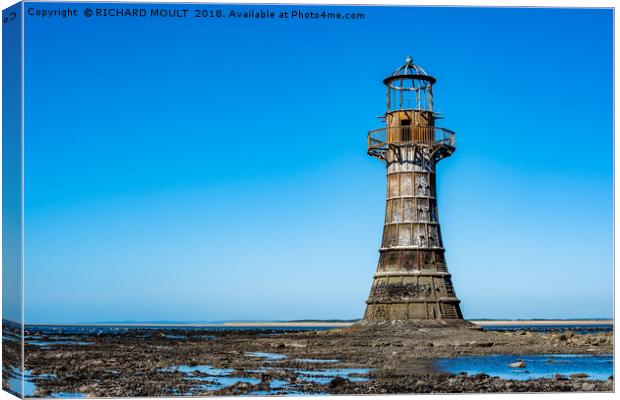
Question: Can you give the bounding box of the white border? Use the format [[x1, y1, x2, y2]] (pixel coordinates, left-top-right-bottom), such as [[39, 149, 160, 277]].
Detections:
[[0, 1, 616, 400]]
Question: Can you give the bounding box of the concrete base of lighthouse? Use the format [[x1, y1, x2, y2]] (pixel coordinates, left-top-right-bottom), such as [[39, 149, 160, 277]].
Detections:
[[355, 318, 481, 330]]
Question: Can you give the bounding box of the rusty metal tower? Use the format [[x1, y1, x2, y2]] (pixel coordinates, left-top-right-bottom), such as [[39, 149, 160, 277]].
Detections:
[[364, 56, 463, 322]]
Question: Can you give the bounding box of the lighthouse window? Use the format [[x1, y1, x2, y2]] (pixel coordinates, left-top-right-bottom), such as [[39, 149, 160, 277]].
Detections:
[[400, 119, 411, 142]]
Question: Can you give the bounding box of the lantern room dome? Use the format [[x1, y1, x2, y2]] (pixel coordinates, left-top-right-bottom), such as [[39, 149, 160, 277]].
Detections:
[[383, 55, 436, 86]]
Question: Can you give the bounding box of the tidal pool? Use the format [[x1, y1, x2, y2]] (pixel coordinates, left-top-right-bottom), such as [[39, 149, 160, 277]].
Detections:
[[164, 363, 372, 395], [246, 352, 288, 360], [6, 368, 35, 397], [435, 354, 613, 381], [163, 334, 187, 340], [166, 364, 261, 393], [28, 340, 92, 347], [168, 365, 235, 376], [297, 368, 372, 384], [6, 368, 51, 397], [187, 375, 262, 391], [49, 393, 86, 398]]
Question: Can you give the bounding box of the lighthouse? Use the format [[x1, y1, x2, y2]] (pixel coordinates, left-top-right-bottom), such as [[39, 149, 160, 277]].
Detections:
[[364, 56, 464, 322]]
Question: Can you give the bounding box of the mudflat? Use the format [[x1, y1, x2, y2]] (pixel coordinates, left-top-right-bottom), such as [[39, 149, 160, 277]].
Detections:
[[4, 320, 612, 397]]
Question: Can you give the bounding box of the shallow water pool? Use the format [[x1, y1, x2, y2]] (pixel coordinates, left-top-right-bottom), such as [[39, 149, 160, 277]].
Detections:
[[297, 368, 372, 384], [435, 354, 613, 381], [246, 352, 288, 360], [169, 365, 235, 376]]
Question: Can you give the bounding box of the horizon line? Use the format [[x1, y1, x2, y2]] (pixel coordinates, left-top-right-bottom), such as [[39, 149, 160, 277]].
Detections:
[[4, 318, 614, 327]]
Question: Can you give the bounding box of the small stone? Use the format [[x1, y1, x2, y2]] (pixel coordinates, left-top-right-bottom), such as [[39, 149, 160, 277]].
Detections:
[[581, 382, 596, 391], [509, 360, 526, 368], [328, 377, 349, 388]]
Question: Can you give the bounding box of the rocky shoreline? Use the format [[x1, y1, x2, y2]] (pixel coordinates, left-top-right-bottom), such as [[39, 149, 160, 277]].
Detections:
[[2, 321, 614, 397]]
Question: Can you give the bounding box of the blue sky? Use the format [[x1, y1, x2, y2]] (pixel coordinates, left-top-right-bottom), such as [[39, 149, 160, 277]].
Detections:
[[22, 4, 612, 323], [3, 1, 23, 323]]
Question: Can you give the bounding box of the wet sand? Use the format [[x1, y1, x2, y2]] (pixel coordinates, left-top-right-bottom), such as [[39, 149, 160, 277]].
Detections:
[[5, 320, 613, 397]]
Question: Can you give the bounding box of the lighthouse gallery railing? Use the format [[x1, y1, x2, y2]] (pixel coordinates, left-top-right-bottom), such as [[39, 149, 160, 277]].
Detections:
[[367, 126, 455, 153]]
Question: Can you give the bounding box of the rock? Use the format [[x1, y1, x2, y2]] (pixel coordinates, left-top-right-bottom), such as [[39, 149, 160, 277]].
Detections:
[[580, 382, 596, 391], [232, 382, 251, 392], [285, 342, 306, 348], [328, 376, 349, 388], [413, 380, 427, 392], [570, 373, 589, 379], [509, 360, 526, 368]]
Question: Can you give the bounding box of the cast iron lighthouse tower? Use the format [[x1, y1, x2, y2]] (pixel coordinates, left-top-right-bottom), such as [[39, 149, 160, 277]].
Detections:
[[364, 56, 464, 322]]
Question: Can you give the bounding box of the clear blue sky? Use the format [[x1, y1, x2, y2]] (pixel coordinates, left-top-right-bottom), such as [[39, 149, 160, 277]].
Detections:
[[22, 4, 612, 323]]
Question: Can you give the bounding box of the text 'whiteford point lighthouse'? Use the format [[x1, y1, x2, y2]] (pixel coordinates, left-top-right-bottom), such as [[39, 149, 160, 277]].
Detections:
[[364, 56, 465, 323]]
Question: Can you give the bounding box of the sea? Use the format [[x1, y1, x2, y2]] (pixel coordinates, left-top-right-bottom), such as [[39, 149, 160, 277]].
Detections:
[[20, 322, 613, 335]]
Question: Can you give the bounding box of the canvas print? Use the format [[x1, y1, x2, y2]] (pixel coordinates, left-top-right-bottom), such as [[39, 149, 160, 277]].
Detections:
[[1, 2, 614, 398]]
